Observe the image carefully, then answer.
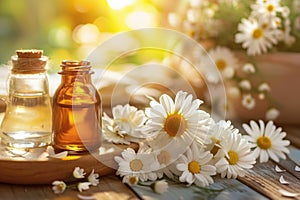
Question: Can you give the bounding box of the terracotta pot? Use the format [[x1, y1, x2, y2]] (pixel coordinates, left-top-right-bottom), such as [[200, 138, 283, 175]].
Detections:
[[228, 52, 300, 126]]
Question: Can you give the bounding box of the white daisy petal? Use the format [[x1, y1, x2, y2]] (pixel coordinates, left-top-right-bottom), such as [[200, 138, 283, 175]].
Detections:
[[279, 189, 300, 198], [279, 175, 289, 185], [275, 165, 286, 173], [295, 165, 300, 172]]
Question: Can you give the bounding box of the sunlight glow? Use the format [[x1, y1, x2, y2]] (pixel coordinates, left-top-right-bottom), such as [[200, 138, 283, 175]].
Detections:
[[72, 24, 100, 44], [107, 0, 136, 10], [125, 11, 157, 29]]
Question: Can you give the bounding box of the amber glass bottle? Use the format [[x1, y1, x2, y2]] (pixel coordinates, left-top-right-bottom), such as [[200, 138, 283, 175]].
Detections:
[[52, 60, 101, 153]]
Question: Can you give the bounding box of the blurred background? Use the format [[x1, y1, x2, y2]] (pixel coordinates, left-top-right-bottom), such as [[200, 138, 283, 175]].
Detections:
[[0, 0, 180, 72], [1, 0, 300, 126]]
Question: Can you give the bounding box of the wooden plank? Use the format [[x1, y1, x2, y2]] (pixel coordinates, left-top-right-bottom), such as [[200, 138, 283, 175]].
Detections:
[[278, 147, 300, 180], [284, 126, 300, 148], [0, 175, 139, 200], [238, 161, 300, 200], [129, 177, 269, 200]]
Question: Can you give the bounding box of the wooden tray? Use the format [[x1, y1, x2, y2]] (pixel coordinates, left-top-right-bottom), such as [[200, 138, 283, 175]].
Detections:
[[0, 143, 137, 185]]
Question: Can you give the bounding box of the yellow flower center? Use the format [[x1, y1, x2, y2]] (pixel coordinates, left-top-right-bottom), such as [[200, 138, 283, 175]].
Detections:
[[188, 160, 201, 174], [216, 59, 226, 70], [130, 159, 143, 171], [227, 151, 238, 165], [267, 4, 275, 12], [164, 113, 186, 137], [157, 150, 171, 165], [257, 136, 272, 149], [262, 23, 268, 29], [129, 176, 138, 185], [252, 28, 263, 39], [210, 137, 221, 156], [57, 184, 65, 192]]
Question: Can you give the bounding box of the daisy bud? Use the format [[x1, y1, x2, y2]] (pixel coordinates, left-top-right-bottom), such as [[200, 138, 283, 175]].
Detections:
[[258, 93, 265, 100], [88, 169, 100, 186], [242, 94, 255, 110], [73, 167, 86, 179], [258, 83, 271, 92], [78, 182, 91, 192], [266, 108, 280, 120], [150, 180, 169, 194], [123, 175, 139, 185], [243, 63, 256, 74], [228, 87, 241, 98], [281, 6, 290, 18], [52, 181, 67, 194], [223, 67, 235, 79], [239, 80, 251, 90]]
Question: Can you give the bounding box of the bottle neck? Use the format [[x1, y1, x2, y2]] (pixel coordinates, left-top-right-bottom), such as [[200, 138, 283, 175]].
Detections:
[[60, 73, 93, 84], [58, 60, 93, 84]]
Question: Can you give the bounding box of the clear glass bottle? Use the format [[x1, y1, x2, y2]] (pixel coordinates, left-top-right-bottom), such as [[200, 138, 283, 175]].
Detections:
[[52, 60, 101, 154], [0, 50, 52, 148]]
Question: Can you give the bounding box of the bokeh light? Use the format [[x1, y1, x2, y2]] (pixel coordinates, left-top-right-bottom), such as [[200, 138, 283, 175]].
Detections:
[[107, 0, 136, 10], [72, 24, 100, 44], [0, 0, 167, 66]]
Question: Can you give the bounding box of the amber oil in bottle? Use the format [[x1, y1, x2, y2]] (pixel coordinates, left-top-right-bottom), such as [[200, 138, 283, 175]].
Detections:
[[52, 60, 101, 154]]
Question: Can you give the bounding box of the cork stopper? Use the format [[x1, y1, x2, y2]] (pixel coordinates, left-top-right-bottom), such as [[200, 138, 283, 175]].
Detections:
[[11, 49, 48, 74], [16, 50, 43, 58]]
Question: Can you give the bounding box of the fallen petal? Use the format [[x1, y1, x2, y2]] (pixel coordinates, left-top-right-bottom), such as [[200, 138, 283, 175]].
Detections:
[[279, 175, 289, 185], [48, 151, 68, 159], [275, 165, 286, 173], [295, 165, 300, 172], [77, 194, 96, 200], [279, 189, 300, 197]]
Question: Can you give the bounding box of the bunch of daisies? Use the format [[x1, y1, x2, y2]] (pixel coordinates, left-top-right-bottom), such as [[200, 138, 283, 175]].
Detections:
[[102, 91, 290, 188], [235, 0, 295, 55]]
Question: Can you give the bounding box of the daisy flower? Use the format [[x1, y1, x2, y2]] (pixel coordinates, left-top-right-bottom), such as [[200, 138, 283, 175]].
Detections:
[[112, 104, 147, 136], [102, 104, 148, 144], [152, 148, 183, 180], [242, 63, 256, 74], [251, 0, 283, 19], [122, 175, 139, 185], [239, 79, 252, 90], [242, 120, 290, 163], [227, 87, 241, 98], [265, 108, 280, 120], [77, 182, 91, 192], [203, 46, 238, 83], [241, 94, 256, 110], [88, 169, 100, 186], [258, 83, 271, 92], [52, 181, 67, 194], [102, 113, 130, 144], [73, 167, 86, 179], [204, 120, 238, 159], [235, 18, 278, 55], [151, 180, 169, 194], [215, 132, 256, 179], [176, 142, 216, 187], [144, 91, 210, 153], [114, 148, 159, 182]]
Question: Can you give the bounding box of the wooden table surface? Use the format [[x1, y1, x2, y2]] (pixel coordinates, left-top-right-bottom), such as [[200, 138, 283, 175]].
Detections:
[[1, 139, 299, 200], [0, 110, 299, 200]]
